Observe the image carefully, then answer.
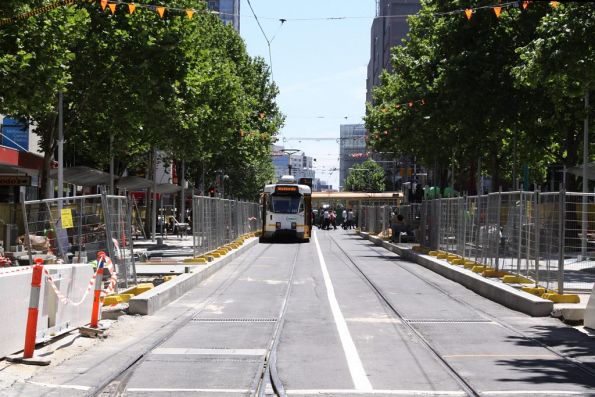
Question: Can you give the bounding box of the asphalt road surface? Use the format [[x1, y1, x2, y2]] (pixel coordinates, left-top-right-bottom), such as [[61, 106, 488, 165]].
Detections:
[[117, 230, 595, 396], [7, 230, 595, 397]]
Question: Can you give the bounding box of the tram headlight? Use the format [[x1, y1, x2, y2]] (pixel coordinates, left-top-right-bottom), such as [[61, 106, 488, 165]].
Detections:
[[276, 222, 281, 229], [291, 222, 297, 230]]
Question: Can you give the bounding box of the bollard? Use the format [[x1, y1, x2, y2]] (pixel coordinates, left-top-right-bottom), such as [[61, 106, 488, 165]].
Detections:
[[23, 258, 44, 359], [90, 252, 106, 329]]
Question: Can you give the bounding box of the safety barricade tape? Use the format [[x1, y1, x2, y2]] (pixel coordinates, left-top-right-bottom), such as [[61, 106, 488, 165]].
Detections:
[[0, 265, 33, 275], [43, 255, 119, 306]]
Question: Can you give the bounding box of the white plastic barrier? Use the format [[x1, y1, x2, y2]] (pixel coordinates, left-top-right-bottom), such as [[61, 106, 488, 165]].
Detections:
[[585, 284, 595, 330], [0, 264, 94, 358]]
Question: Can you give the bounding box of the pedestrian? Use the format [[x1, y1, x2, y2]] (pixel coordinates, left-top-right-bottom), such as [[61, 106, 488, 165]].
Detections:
[[391, 214, 414, 243], [323, 209, 330, 230], [330, 210, 337, 230], [347, 209, 354, 229], [342, 209, 347, 228]]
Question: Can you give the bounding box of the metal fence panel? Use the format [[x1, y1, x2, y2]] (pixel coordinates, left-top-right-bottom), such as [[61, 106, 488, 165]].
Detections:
[[22, 193, 136, 290]]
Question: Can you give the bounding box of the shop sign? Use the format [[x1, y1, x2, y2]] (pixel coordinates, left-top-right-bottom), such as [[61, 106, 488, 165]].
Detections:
[[0, 174, 31, 186], [1, 117, 29, 151]]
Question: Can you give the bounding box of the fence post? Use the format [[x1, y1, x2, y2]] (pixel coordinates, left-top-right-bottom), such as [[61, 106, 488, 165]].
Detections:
[[23, 258, 44, 359], [100, 189, 116, 267], [495, 189, 502, 272], [20, 191, 34, 267], [517, 193, 523, 275], [534, 191, 541, 286], [558, 188, 566, 294]]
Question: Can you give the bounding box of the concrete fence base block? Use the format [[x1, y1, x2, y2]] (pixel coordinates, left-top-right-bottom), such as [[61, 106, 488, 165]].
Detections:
[[360, 232, 554, 317], [128, 238, 259, 315]]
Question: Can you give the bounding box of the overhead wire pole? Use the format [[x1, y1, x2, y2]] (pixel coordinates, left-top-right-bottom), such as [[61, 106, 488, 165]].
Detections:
[[246, 0, 282, 81]]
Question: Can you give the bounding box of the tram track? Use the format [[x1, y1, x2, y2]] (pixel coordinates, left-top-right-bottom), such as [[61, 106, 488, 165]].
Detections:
[[361, 237, 595, 380], [254, 242, 301, 397], [91, 242, 289, 397], [327, 233, 482, 397], [329, 232, 595, 395]]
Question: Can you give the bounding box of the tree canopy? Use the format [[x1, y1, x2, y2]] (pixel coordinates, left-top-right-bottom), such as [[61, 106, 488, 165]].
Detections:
[[365, 1, 594, 193], [0, 1, 282, 200], [344, 159, 386, 192]]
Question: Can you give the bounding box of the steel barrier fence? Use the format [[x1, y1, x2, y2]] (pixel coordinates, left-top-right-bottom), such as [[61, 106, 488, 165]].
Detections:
[[192, 196, 260, 258], [21, 192, 137, 290], [360, 191, 595, 293]]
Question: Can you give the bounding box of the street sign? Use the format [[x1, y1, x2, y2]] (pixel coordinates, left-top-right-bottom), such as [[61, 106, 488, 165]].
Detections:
[[0, 174, 32, 186], [1, 117, 29, 151]]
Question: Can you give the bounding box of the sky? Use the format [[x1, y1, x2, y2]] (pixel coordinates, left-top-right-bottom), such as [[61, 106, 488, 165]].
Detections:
[[239, 0, 377, 189]]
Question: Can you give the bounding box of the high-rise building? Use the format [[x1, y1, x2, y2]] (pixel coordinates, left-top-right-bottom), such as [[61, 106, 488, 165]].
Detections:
[[271, 145, 315, 182], [339, 124, 368, 191], [366, 0, 420, 103], [206, 0, 240, 32]]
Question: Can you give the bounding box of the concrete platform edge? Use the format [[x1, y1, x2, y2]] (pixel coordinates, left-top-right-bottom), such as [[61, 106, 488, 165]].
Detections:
[[358, 232, 554, 317], [128, 238, 259, 315]]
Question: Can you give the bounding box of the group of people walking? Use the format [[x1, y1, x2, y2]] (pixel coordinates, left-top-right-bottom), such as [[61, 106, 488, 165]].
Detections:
[[314, 208, 356, 230]]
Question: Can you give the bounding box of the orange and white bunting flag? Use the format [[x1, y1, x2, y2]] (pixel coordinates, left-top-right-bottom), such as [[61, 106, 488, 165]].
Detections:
[[128, 3, 136, 14], [465, 8, 473, 20], [156, 6, 165, 18], [108, 3, 116, 14], [100, 0, 107, 11], [522, 1, 529, 10], [186, 9, 195, 19], [493, 6, 502, 18]]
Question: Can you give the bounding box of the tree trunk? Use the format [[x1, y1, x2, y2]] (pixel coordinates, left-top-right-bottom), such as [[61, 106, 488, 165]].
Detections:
[[39, 115, 58, 199]]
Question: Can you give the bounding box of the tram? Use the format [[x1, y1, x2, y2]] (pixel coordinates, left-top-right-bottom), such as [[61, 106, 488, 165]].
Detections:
[[260, 176, 312, 242]]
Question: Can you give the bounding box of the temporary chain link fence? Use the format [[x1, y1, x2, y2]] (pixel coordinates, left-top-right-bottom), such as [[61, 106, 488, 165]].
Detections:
[[192, 196, 260, 257], [21, 192, 137, 290], [416, 191, 594, 294]]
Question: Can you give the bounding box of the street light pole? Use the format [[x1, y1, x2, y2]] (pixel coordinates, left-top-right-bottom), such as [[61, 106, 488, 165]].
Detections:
[[57, 92, 64, 201]]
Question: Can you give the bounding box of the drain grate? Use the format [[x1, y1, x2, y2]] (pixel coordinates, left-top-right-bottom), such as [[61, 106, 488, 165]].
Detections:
[[405, 319, 494, 324], [191, 318, 278, 323]]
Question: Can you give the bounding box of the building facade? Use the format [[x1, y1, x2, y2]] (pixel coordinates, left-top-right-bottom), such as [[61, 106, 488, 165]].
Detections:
[[339, 124, 368, 191], [271, 146, 316, 182], [366, 0, 420, 103], [207, 0, 240, 31]]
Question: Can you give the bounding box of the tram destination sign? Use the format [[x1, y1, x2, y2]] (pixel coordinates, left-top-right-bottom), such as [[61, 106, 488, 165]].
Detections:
[[0, 174, 31, 186], [275, 185, 299, 193]]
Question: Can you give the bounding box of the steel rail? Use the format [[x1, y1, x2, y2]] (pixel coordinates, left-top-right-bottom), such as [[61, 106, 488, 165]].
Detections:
[[362, 241, 595, 380], [90, 243, 275, 397], [254, 242, 302, 397], [327, 233, 481, 397]]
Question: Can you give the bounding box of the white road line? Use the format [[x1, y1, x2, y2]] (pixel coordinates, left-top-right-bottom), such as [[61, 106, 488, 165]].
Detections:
[[313, 230, 372, 391], [152, 348, 266, 356], [482, 392, 590, 396], [25, 381, 91, 391], [286, 390, 465, 396], [127, 388, 249, 393]]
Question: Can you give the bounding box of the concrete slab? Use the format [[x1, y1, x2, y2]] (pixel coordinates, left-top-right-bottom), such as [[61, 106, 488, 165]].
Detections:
[[359, 232, 554, 317], [128, 238, 258, 315]]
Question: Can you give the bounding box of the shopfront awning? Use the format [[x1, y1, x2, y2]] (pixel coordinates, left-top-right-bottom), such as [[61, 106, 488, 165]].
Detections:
[[566, 162, 595, 181], [116, 176, 153, 191], [155, 183, 182, 194], [49, 166, 112, 186]]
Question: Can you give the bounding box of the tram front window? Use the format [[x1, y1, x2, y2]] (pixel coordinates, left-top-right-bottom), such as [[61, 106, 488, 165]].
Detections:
[[271, 195, 302, 214]]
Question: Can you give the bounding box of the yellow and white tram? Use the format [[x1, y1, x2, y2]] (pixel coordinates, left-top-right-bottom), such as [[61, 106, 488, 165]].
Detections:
[[260, 176, 312, 243]]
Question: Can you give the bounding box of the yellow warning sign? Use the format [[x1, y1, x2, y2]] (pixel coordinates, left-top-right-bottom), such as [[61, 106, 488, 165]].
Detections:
[[61, 208, 74, 229]]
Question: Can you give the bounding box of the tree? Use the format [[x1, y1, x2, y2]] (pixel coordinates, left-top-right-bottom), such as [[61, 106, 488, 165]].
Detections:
[[344, 159, 386, 192], [365, 0, 554, 192], [513, 2, 595, 191]]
